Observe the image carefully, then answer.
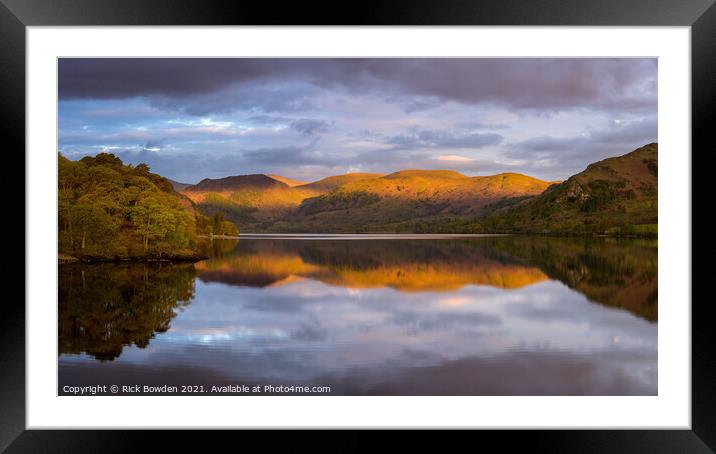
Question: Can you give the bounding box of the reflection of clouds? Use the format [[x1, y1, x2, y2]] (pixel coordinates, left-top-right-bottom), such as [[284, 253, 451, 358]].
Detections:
[[389, 311, 501, 333], [104, 277, 656, 394], [59, 237, 658, 395], [438, 296, 471, 307], [501, 281, 656, 349]]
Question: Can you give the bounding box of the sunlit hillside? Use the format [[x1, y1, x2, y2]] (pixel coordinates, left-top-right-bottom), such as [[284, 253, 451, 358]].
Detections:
[[476, 143, 658, 235], [182, 169, 553, 232]]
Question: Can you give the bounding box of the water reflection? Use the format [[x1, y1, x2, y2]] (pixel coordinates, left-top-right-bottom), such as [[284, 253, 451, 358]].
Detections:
[[196, 238, 550, 291], [195, 236, 657, 320], [58, 263, 196, 360], [59, 236, 657, 395]]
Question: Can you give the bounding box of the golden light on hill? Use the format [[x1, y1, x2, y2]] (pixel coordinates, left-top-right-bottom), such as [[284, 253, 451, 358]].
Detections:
[[195, 249, 548, 292]]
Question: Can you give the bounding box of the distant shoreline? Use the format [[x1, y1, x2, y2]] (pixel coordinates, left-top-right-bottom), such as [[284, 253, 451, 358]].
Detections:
[[200, 232, 656, 240], [201, 233, 509, 240], [58, 253, 207, 265]]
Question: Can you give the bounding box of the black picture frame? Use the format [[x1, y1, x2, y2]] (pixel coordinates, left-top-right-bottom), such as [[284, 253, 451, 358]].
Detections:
[[3, 0, 711, 450]]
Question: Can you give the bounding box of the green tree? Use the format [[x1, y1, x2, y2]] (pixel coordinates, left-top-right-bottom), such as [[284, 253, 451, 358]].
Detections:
[[68, 203, 118, 252], [131, 194, 177, 251], [58, 152, 200, 259]]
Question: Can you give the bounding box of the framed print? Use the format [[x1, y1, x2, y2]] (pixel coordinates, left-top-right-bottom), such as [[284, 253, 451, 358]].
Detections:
[[4, 0, 712, 450]]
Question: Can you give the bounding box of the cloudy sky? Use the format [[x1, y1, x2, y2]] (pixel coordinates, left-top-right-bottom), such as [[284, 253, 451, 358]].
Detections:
[[58, 58, 657, 183]]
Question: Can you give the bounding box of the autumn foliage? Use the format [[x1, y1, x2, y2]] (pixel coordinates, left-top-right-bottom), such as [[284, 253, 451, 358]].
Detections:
[[58, 153, 235, 260]]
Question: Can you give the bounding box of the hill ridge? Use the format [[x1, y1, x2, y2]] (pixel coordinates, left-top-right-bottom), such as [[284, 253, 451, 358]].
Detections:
[[177, 144, 656, 235], [475, 143, 658, 235]]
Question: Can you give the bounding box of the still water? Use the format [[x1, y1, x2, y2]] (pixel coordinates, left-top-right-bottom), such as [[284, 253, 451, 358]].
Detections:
[[58, 235, 657, 395]]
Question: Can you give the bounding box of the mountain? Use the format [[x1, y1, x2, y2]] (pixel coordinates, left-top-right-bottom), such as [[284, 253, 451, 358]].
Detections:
[[178, 143, 657, 235], [181, 168, 553, 232], [268, 174, 306, 187], [476, 143, 658, 235], [290, 170, 554, 232], [184, 174, 285, 195], [297, 172, 384, 193], [182, 174, 314, 223], [167, 178, 191, 192]]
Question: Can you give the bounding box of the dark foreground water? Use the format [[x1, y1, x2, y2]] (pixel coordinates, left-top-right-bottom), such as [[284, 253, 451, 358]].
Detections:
[[58, 235, 657, 395]]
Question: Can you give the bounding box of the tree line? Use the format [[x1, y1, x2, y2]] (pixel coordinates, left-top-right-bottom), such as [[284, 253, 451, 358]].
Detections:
[[58, 153, 238, 260]]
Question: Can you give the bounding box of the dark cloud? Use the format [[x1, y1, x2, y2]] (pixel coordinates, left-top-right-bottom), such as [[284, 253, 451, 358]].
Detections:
[[59, 58, 656, 116], [59, 58, 274, 99], [148, 82, 319, 116], [58, 58, 658, 182]]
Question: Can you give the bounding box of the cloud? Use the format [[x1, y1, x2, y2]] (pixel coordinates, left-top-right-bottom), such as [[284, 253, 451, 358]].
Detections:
[[501, 116, 657, 178], [509, 116, 656, 157], [58, 58, 658, 182], [436, 155, 473, 162], [59, 58, 657, 116], [290, 119, 330, 135], [141, 139, 165, 152], [386, 129, 504, 150]]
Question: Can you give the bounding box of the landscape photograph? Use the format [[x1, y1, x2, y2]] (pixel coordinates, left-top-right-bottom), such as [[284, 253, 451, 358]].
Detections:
[[58, 58, 658, 396]]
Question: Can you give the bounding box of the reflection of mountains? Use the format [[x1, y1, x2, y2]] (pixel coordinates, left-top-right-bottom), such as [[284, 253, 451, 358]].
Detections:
[[196, 239, 549, 292], [482, 236, 658, 322], [197, 237, 657, 321], [59, 263, 197, 361]]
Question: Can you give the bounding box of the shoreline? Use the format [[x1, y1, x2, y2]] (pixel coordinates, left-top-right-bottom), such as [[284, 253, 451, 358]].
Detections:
[[200, 232, 657, 240], [58, 253, 207, 265]]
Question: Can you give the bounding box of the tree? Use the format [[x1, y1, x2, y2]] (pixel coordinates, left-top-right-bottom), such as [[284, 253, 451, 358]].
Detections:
[[130, 194, 176, 251], [195, 212, 239, 237], [212, 212, 225, 234], [68, 203, 118, 253], [58, 152, 200, 259]]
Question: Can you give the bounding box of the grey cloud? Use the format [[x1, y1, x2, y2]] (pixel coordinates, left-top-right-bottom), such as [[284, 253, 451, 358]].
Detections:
[[457, 122, 511, 130], [58, 58, 658, 183], [386, 129, 503, 149], [290, 119, 330, 135], [142, 139, 166, 152], [59, 58, 657, 116], [244, 115, 331, 136], [148, 82, 319, 116], [243, 146, 335, 167], [510, 117, 656, 156], [503, 116, 657, 178]]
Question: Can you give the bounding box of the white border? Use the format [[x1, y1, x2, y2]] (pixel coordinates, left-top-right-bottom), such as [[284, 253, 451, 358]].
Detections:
[[27, 27, 691, 429]]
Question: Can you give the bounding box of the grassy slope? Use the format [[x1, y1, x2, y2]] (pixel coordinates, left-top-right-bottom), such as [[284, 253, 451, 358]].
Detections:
[[179, 143, 657, 235], [472, 143, 658, 235], [268, 174, 307, 187], [182, 173, 385, 224], [296, 172, 385, 193], [287, 170, 553, 232]]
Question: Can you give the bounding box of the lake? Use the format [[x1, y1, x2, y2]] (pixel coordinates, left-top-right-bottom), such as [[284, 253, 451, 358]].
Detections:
[[58, 235, 657, 395]]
